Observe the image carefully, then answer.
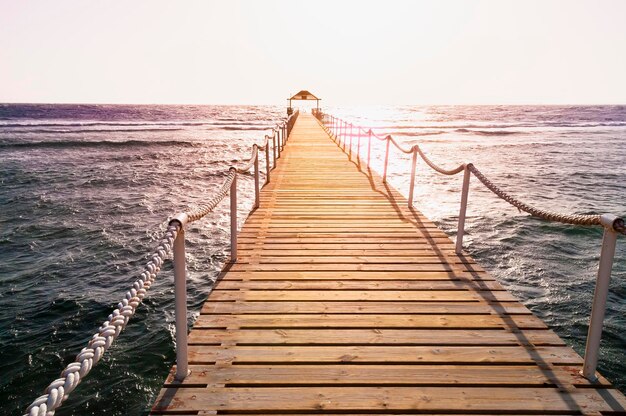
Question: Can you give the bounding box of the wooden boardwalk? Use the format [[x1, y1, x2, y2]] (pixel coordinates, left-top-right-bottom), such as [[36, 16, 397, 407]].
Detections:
[[152, 114, 626, 415]]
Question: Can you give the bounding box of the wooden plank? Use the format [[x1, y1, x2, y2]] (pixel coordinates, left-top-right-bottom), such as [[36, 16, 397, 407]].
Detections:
[[188, 328, 565, 346], [237, 244, 458, 250], [237, 249, 460, 256], [152, 386, 626, 413], [238, 231, 451, 238], [208, 290, 516, 302], [187, 345, 581, 365], [201, 301, 531, 315], [218, 271, 493, 281], [226, 264, 484, 272], [248, 256, 477, 265], [237, 237, 455, 244], [242, 219, 441, 225], [213, 279, 505, 291], [163, 364, 609, 387], [194, 314, 547, 329]]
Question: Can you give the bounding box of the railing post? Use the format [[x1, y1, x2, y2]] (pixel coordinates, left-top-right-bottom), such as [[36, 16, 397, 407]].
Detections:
[[582, 215, 619, 381], [348, 124, 353, 160], [338, 119, 342, 146], [265, 138, 271, 184], [357, 128, 361, 162], [253, 145, 260, 209], [276, 130, 281, 159], [382, 136, 391, 183], [367, 129, 372, 167], [342, 121, 346, 151], [230, 169, 238, 262], [171, 215, 189, 381], [272, 134, 277, 168], [281, 127, 284, 150], [455, 165, 471, 254], [408, 147, 418, 208], [282, 124, 286, 146]]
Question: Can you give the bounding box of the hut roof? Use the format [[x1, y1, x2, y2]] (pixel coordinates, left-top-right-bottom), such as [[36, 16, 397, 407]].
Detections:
[[289, 90, 320, 100]]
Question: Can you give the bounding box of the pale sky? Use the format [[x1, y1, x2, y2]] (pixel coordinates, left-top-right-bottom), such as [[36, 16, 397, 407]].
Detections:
[[1, 0, 625, 105]]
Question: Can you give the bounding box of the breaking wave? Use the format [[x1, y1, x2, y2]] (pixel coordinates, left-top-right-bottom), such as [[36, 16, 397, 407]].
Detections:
[[0, 139, 201, 149]]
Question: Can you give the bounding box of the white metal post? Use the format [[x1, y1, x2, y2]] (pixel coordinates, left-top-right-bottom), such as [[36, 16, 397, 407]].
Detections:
[[171, 221, 189, 380], [357, 129, 361, 162], [281, 126, 285, 149], [230, 170, 238, 262], [349, 124, 353, 160], [272, 134, 277, 168], [265, 139, 271, 184], [337, 119, 341, 144], [339, 120, 343, 147], [382, 136, 391, 183], [455, 165, 471, 254], [253, 146, 260, 209], [367, 130, 372, 167], [582, 216, 619, 381], [408, 147, 418, 208]]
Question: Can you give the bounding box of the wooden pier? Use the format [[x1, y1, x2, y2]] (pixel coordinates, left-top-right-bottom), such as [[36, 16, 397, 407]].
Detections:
[[152, 113, 626, 415]]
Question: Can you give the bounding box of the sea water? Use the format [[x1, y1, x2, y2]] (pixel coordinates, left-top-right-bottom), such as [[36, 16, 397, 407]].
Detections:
[[1, 104, 624, 415]]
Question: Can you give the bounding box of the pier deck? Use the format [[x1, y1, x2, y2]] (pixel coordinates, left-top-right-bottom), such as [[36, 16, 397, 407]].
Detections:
[[152, 114, 626, 415]]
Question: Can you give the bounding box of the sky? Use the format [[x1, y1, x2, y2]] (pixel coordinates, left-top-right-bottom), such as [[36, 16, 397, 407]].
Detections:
[[1, 0, 625, 105]]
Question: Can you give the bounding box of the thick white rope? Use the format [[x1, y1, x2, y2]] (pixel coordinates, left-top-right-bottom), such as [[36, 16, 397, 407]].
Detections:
[[186, 169, 237, 222], [389, 136, 413, 154], [236, 146, 258, 174], [467, 163, 603, 226], [414, 145, 465, 176], [22, 114, 296, 416]]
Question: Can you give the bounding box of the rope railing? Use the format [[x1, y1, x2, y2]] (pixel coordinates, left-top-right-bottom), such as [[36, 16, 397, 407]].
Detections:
[[23, 110, 299, 416], [322, 113, 623, 232], [320, 112, 624, 383], [415, 145, 465, 176], [23, 223, 181, 416], [467, 163, 602, 226]]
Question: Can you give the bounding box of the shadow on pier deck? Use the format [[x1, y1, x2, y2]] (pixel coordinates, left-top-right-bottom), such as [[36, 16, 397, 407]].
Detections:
[[152, 113, 626, 415]]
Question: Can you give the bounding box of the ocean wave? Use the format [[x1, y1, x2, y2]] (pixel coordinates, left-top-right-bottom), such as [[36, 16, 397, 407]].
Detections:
[[0, 121, 204, 128], [368, 122, 626, 131], [375, 123, 535, 130], [455, 128, 522, 136], [0, 139, 201, 149], [22, 128, 186, 134], [220, 126, 271, 131], [392, 130, 447, 137], [0, 120, 274, 129]]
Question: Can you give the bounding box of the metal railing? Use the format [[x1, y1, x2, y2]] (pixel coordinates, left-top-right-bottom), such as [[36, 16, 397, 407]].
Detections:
[[321, 112, 624, 383], [23, 111, 299, 416]]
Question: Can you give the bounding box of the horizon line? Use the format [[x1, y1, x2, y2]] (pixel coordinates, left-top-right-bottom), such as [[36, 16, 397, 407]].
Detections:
[[2, 101, 626, 107]]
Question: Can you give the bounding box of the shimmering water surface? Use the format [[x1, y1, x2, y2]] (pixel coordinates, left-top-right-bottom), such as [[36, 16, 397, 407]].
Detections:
[[1, 104, 624, 415]]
